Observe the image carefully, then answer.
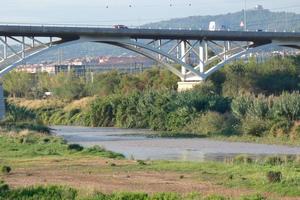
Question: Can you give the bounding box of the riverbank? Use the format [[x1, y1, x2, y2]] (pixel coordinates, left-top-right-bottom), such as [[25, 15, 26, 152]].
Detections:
[[8, 96, 300, 147], [2, 153, 300, 199], [155, 131, 300, 147], [0, 128, 300, 199]]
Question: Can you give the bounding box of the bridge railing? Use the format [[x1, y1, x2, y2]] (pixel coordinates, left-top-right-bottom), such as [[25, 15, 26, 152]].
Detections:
[[0, 22, 297, 33]]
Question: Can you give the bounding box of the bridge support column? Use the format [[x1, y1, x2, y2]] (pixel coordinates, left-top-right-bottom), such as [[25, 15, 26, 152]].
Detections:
[[0, 83, 5, 120], [199, 41, 206, 73], [180, 41, 187, 80]]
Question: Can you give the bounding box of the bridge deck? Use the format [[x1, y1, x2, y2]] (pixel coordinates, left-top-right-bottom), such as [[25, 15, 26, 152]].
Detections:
[[0, 25, 300, 43]]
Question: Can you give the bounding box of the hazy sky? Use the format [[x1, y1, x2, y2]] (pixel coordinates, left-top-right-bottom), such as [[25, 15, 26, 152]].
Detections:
[[0, 0, 299, 26]]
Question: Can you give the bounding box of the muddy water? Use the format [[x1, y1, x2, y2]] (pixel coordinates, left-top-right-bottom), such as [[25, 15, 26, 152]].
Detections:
[[51, 126, 300, 161]]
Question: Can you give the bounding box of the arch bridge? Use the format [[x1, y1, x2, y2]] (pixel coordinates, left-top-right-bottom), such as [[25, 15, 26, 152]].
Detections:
[[0, 24, 300, 117], [1, 25, 300, 84]]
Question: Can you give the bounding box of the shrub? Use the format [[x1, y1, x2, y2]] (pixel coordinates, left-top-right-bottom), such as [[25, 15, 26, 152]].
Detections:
[[89, 95, 121, 127], [266, 171, 282, 183], [137, 160, 147, 165], [271, 92, 300, 121], [5, 104, 37, 123], [67, 144, 84, 151], [231, 93, 254, 119], [289, 121, 300, 139], [241, 116, 270, 137], [110, 163, 116, 167], [1, 166, 11, 174], [184, 112, 237, 136], [0, 181, 9, 193], [166, 106, 196, 131], [269, 118, 292, 137], [264, 156, 284, 166]]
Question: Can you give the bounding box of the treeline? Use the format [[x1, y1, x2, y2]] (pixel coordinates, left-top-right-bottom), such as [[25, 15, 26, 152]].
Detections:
[[3, 68, 178, 100], [5, 56, 300, 141]]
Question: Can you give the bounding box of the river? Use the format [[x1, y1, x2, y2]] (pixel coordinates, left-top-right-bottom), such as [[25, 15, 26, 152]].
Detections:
[[51, 126, 300, 161]]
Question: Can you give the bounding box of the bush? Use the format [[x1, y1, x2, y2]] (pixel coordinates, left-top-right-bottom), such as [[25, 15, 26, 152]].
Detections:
[[89, 96, 121, 127], [137, 160, 147, 165], [266, 171, 282, 183], [0, 181, 9, 193], [1, 166, 11, 174], [271, 92, 300, 121], [67, 144, 84, 151], [184, 112, 237, 136], [269, 118, 292, 137], [5, 104, 37, 123], [241, 117, 270, 137], [231, 93, 254, 119]]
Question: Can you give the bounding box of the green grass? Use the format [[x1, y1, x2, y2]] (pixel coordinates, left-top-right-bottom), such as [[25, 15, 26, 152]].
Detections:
[[0, 130, 299, 198], [127, 160, 300, 197], [0, 185, 77, 200], [0, 184, 268, 200], [0, 131, 124, 159]]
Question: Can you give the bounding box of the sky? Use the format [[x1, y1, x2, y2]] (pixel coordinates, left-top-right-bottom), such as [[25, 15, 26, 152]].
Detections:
[[0, 0, 299, 26]]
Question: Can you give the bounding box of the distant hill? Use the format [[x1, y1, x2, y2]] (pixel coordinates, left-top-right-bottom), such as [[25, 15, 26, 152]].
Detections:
[[144, 9, 300, 32], [1, 9, 299, 64]]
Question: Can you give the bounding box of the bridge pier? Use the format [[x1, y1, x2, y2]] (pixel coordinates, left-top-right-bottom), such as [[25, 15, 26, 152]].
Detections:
[[180, 41, 188, 79]]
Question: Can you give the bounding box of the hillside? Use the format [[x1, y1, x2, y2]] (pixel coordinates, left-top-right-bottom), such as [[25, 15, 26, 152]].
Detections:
[[144, 9, 300, 32]]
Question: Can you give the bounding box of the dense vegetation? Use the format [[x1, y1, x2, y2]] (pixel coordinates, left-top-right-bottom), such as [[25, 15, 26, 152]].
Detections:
[[5, 56, 300, 144]]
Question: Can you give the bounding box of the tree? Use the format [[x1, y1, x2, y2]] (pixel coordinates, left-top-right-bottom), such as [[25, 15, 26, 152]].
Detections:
[[3, 71, 35, 98]]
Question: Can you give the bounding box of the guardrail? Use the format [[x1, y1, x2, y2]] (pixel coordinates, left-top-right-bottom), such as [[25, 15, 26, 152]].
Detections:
[[0, 22, 297, 33]]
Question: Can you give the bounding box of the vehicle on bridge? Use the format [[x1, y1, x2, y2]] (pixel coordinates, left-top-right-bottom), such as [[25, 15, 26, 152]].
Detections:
[[113, 25, 128, 29]]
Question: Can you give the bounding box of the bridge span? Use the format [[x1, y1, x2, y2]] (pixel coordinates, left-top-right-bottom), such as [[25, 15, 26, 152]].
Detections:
[[1, 25, 300, 82], [0, 24, 300, 118]]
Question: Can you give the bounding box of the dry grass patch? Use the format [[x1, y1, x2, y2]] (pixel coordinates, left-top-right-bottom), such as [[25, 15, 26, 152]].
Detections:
[[8, 98, 67, 110]]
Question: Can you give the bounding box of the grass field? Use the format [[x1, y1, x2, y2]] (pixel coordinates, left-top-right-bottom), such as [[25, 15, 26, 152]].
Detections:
[[0, 129, 300, 200]]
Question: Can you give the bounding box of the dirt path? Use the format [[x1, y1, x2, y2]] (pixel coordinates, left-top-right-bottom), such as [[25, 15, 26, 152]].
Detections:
[[1, 157, 298, 200]]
